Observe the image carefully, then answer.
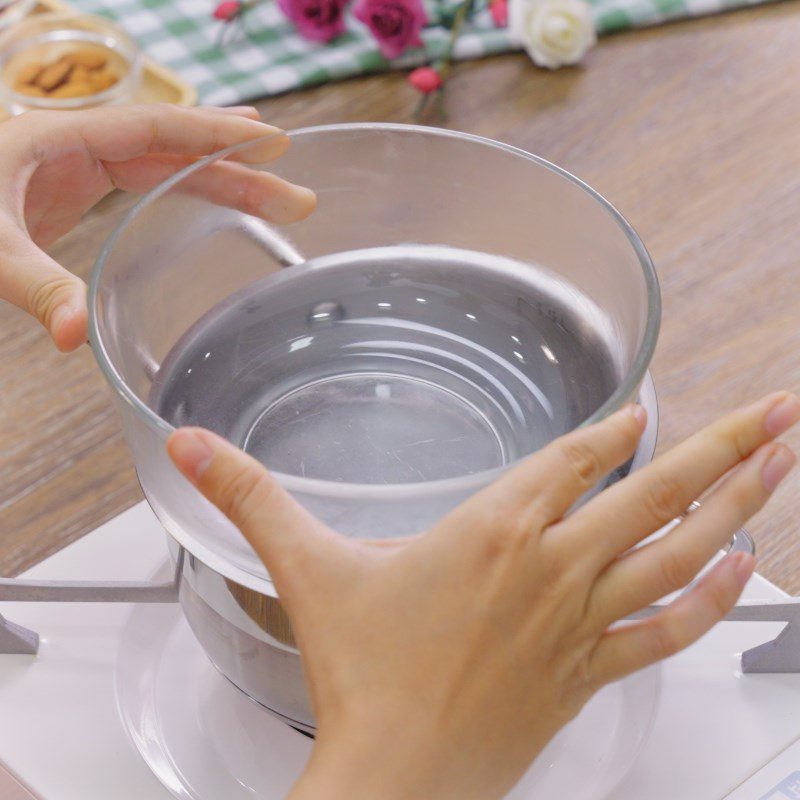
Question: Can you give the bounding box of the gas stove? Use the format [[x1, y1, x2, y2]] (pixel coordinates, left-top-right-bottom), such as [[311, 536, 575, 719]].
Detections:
[[1, 502, 800, 800]]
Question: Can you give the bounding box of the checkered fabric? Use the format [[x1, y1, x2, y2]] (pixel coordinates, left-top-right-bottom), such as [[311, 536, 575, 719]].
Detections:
[[69, 0, 776, 105]]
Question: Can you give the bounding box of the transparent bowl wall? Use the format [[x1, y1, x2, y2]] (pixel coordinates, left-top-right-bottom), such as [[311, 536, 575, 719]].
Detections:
[[90, 124, 660, 594], [0, 0, 36, 30]]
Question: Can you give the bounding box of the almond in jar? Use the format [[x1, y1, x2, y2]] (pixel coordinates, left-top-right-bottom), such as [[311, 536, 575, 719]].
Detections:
[[0, 12, 143, 114]]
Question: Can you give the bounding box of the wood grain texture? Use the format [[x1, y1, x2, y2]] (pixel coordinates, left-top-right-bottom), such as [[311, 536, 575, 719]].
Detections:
[[2, 3, 800, 589]]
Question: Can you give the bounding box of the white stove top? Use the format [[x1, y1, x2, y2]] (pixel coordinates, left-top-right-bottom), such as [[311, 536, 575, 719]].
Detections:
[[1, 503, 800, 800]]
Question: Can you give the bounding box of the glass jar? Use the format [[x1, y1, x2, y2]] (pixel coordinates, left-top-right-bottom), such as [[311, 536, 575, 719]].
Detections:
[[0, 0, 36, 31], [0, 12, 143, 114]]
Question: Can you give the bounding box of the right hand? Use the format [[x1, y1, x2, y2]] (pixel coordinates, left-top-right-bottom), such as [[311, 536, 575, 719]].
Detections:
[[168, 392, 798, 800]]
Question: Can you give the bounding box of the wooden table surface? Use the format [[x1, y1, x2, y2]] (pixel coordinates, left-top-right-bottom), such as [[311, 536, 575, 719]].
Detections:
[[2, 2, 800, 589]]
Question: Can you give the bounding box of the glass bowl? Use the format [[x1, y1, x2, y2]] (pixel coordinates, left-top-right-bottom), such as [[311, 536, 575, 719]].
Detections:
[[0, 12, 142, 114], [89, 124, 661, 593], [0, 0, 36, 30]]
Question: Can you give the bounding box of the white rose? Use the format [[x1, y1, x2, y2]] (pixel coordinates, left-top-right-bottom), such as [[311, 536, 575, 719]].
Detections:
[[509, 0, 597, 70]]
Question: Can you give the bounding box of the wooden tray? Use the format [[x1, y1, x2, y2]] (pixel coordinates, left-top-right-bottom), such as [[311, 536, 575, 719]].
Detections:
[[0, 0, 197, 120]]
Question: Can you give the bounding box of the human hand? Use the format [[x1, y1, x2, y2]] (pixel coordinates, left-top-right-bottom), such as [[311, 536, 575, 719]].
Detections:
[[0, 104, 314, 351], [167, 391, 799, 800]]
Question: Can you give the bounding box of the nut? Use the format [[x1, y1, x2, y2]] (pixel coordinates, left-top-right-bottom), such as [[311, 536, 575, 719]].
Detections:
[[16, 63, 42, 85], [88, 68, 117, 93], [9, 45, 122, 101], [35, 58, 73, 91], [13, 83, 47, 97], [68, 47, 108, 70], [50, 81, 95, 99], [70, 65, 90, 83]]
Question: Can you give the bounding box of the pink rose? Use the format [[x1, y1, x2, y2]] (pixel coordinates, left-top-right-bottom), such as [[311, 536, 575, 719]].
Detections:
[[213, 0, 242, 21], [490, 0, 508, 27], [354, 0, 428, 60], [278, 0, 350, 42]]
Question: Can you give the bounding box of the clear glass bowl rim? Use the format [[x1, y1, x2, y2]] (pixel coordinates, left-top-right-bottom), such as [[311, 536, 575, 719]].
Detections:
[[88, 122, 662, 501]]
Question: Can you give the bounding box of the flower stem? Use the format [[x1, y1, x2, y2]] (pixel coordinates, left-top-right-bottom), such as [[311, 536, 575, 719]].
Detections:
[[413, 0, 470, 120], [414, 90, 433, 118], [438, 0, 472, 80], [215, 0, 262, 48], [434, 87, 446, 119]]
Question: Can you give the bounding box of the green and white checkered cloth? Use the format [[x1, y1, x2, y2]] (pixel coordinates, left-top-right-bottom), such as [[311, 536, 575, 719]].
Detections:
[[69, 0, 773, 105]]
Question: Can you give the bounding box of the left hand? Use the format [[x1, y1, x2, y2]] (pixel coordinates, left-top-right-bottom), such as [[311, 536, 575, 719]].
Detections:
[[0, 104, 315, 351]]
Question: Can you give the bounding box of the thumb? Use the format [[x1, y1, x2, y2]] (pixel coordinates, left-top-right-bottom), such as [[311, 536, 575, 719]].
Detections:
[[0, 224, 87, 351], [167, 427, 332, 577]]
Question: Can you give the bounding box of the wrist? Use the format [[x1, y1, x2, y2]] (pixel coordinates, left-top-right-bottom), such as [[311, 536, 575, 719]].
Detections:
[[288, 719, 446, 800], [286, 705, 557, 800]]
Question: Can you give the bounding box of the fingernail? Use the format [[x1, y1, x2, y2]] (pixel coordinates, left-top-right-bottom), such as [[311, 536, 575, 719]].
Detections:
[[218, 105, 259, 116], [296, 185, 317, 211], [51, 302, 75, 332], [764, 393, 800, 436], [169, 429, 214, 480], [631, 404, 647, 431], [238, 131, 291, 164], [264, 185, 317, 223], [762, 444, 796, 492], [731, 552, 756, 587]]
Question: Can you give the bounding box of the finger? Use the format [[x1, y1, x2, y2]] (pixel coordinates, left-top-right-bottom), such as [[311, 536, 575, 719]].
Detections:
[[0, 221, 86, 351], [491, 405, 647, 520], [565, 392, 800, 563], [98, 105, 289, 163], [430, 405, 645, 546], [588, 442, 795, 624], [167, 427, 332, 576], [105, 154, 317, 224], [527, 404, 646, 523], [0, 105, 289, 176], [588, 551, 755, 685]]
